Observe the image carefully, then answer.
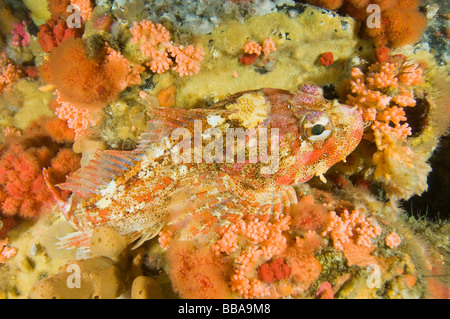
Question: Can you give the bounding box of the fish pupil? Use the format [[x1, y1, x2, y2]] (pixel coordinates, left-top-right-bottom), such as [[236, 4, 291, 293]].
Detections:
[[312, 124, 325, 135]]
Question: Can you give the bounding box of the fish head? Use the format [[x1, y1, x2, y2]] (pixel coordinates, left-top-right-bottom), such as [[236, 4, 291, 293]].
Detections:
[[265, 84, 364, 186]]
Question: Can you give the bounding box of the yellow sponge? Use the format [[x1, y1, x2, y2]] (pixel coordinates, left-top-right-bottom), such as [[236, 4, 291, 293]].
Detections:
[[23, 0, 51, 25]]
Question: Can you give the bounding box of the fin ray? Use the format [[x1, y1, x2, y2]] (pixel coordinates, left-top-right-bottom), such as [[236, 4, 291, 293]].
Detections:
[[56, 231, 90, 249], [130, 222, 165, 250], [257, 187, 297, 216], [58, 149, 141, 198]]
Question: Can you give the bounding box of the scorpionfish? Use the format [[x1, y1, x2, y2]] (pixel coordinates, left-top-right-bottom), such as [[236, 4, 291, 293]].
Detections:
[[47, 83, 364, 250]]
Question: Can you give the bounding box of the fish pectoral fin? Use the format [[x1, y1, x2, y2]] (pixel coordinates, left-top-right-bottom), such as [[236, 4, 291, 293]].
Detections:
[[130, 222, 165, 250], [257, 186, 298, 217], [163, 175, 254, 241], [56, 231, 90, 250], [165, 174, 235, 225]]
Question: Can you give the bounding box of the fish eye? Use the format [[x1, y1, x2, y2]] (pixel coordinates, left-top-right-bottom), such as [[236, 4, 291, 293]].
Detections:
[[302, 113, 333, 142]]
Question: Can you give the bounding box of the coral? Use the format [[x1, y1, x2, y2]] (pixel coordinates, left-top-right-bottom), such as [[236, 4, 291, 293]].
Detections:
[[130, 20, 170, 47], [0, 139, 54, 218], [289, 194, 329, 232], [50, 40, 143, 136], [30, 257, 125, 299], [303, 0, 427, 48], [103, 46, 144, 90], [70, 0, 93, 21], [211, 213, 291, 298], [345, 55, 430, 198], [42, 115, 76, 143], [43, 38, 143, 111], [50, 42, 145, 136], [166, 240, 232, 299], [11, 21, 31, 47], [321, 209, 381, 250], [365, 7, 427, 48], [243, 41, 262, 55], [130, 20, 204, 77], [319, 52, 334, 66], [262, 37, 277, 56], [161, 196, 298, 299], [42, 38, 100, 108], [0, 117, 80, 219], [45, 147, 82, 187], [37, 17, 82, 53], [0, 52, 22, 95], [341, 241, 377, 267], [295, 230, 326, 254], [3, 126, 22, 138], [278, 231, 325, 294], [53, 97, 98, 137], [385, 232, 401, 248], [240, 37, 277, 66], [0, 216, 16, 238], [229, 246, 270, 298], [374, 46, 390, 63], [47, 0, 71, 19], [157, 228, 174, 249], [168, 45, 205, 77]]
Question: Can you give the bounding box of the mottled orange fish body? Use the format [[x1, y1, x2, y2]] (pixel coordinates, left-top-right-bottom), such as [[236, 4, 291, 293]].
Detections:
[[55, 84, 363, 249]]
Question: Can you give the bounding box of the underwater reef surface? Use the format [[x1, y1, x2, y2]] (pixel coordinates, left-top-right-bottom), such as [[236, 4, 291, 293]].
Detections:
[[0, 0, 449, 299]]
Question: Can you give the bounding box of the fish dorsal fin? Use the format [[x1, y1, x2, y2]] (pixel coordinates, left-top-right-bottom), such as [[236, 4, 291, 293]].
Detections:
[[57, 107, 211, 198], [57, 149, 143, 198], [136, 106, 231, 151], [58, 107, 230, 199]]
